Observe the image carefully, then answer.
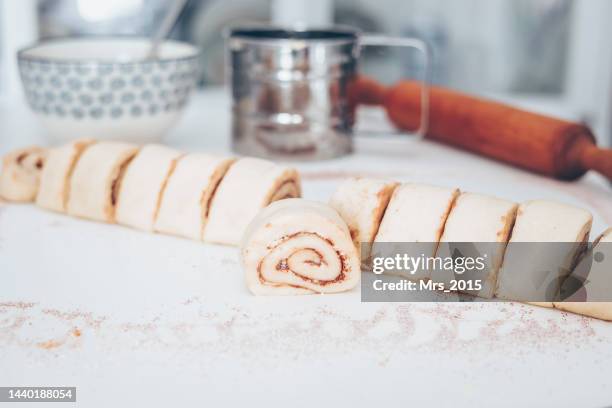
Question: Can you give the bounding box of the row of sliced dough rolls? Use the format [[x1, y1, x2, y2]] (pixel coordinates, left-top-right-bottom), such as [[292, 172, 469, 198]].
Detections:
[[0, 140, 301, 246], [2, 146, 606, 309], [330, 177, 609, 320]]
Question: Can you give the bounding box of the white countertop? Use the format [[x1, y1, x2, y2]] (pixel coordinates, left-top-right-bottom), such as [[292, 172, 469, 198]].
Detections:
[[1, 89, 611, 407]]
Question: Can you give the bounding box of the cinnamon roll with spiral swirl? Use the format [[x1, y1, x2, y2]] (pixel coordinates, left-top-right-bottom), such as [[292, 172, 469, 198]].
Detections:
[[241, 199, 360, 295]]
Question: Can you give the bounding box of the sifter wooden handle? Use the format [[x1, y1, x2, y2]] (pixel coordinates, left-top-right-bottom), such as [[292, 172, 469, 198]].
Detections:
[[356, 78, 612, 181]]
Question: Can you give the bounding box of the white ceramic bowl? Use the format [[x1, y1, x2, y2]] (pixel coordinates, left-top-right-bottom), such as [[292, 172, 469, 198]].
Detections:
[[18, 37, 200, 144]]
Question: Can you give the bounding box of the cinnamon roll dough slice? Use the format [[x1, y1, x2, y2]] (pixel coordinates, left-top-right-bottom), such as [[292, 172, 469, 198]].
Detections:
[[373, 183, 460, 280], [553, 228, 612, 321], [0, 146, 47, 202], [329, 177, 398, 257], [36, 138, 95, 212], [203, 157, 301, 246], [241, 199, 360, 295], [67, 142, 139, 222], [432, 193, 518, 298], [154, 153, 235, 240], [115, 144, 183, 232], [495, 200, 592, 302]]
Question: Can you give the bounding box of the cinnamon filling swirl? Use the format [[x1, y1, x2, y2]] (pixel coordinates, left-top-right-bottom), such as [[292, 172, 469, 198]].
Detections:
[[257, 232, 348, 289]]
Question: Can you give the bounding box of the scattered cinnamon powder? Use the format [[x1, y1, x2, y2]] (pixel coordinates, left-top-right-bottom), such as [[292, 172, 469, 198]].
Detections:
[[0, 301, 36, 309], [0, 299, 608, 367], [42, 308, 107, 329], [37, 339, 63, 349]]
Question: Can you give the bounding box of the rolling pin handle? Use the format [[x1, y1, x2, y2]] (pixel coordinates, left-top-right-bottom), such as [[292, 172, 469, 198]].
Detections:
[[580, 144, 612, 182]]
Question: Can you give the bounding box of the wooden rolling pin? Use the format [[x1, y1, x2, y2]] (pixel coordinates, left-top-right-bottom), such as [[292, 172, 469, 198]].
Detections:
[[351, 77, 612, 182]]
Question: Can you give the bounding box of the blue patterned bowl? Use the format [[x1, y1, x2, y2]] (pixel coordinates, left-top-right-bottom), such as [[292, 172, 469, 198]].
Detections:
[[18, 37, 200, 144]]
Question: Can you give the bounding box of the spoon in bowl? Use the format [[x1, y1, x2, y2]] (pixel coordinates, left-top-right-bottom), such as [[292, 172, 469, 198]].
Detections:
[[146, 0, 189, 59]]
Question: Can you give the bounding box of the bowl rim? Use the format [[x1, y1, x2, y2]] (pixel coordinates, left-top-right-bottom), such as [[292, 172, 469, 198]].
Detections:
[[17, 36, 200, 65]]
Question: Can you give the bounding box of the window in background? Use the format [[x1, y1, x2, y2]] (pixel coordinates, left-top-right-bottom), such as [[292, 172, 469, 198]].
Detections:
[[334, 0, 573, 96], [38, 0, 164, 38], [31, 0, 577, 94]]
